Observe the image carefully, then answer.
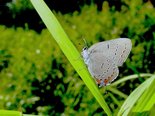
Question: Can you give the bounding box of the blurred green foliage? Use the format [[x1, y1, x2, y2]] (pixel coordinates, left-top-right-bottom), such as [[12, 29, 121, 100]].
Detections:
[[0, 0, 155, 115], [6, 0, 33, 14]]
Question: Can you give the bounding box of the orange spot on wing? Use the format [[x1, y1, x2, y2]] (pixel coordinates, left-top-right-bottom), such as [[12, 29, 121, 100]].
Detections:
[[104, 79, 108, 85], [96, 79, 101, 84]]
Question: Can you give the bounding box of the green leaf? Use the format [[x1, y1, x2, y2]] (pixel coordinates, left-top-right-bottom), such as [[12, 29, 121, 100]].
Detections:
[[110, 73, 152, 87], [0, 110, 21, 116], [132, 75, 155, 112], [117, 75, 155, 116]]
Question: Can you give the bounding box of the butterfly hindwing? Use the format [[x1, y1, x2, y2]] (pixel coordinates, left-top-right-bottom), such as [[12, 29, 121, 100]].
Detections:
[[87, 52, 119, 84]]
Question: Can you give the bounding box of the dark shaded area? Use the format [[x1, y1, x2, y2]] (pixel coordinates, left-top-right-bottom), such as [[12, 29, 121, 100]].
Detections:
[[45, 0, 81, 14], [0, 0, 138, 32], [92, 107, 104, 115], [116, 76, 146, 97], [107, 0, 125, 11], [29, 75, 65, 115], [26, 59, 67, 115], [12, 9, 45, 32], [143, 24, 155, 41], [120, 27, 136, 40], [0, 50, 11, 72], [0, 5, 45, 32], [144, 0, 155, 7]]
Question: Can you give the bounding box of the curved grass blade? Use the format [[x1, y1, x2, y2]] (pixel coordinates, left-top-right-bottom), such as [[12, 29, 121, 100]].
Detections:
[[132, 75, 155, 112], [30, 0, 112, 115], [107, 87, 128, 99], [110, 73, 152, 87], [117, 75, 155, 116]]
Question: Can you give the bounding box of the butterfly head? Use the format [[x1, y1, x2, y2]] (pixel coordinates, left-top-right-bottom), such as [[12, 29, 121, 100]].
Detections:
[[82, 46, 90, 65]]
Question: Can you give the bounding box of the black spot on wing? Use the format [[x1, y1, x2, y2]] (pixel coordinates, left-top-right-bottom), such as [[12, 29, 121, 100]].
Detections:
[[101, 63, 104, 68], [107, 44, 109, 49]]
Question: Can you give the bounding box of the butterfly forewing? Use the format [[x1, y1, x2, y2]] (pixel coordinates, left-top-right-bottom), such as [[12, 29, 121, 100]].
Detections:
[[88, 38, 132, 66]]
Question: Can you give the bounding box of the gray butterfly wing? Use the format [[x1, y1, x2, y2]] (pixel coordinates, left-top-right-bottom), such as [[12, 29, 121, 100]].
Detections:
[[87, 52, 119, 83], [88, 38, 132, 66]]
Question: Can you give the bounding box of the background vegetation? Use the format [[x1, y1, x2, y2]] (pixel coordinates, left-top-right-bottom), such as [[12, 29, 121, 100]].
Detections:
[[0, 0, 155, 115]]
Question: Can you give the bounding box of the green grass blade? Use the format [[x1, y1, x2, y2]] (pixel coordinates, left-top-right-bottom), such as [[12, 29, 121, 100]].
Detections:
[[108, 93, 122, 108], [110, 73, 152, 87], [107, 87, 128, 99], [132, 75, 155, 112], [117, 75, 155, 116], [0, 110, 21, 116], [0, 110, 38, 116], [30, 0, 112, 115]]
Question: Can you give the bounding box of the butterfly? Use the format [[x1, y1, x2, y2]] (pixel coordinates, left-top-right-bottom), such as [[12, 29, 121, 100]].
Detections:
[[81, 38, 132, 87]]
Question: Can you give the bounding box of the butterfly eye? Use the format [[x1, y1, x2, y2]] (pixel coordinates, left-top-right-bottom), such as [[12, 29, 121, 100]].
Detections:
[[83, 47, 88, 50]]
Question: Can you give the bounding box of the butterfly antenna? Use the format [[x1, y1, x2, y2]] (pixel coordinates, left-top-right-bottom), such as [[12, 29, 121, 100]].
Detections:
[[82, 37, 88, 48]]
